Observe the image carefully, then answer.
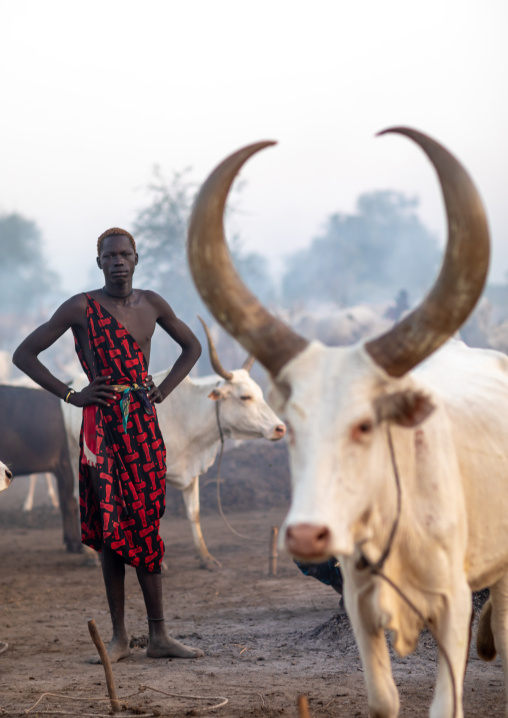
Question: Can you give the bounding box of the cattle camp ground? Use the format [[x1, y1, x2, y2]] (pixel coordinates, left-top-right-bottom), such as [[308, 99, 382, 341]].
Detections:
[[0, 440, 505, 718]]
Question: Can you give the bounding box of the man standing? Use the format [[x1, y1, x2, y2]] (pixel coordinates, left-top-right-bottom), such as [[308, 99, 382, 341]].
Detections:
[[13, 227, 203, 662]]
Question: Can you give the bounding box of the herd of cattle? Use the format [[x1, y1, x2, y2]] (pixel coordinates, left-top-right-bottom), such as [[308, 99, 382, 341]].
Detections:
[[1, 127, 507, 718], [0, 323, 286, 565]]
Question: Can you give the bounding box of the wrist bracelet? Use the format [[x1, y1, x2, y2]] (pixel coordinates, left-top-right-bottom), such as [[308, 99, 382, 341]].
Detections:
[[64, 389, 76, 403]]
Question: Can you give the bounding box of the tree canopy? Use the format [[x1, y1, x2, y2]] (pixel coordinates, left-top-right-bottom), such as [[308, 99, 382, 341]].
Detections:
[[0, 212, 59, 312], [132, 167, 276, 324], [281, 190, 441, 308]]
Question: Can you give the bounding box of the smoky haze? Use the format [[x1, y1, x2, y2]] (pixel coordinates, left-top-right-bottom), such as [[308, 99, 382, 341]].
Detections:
[[1, 171, 506, 386]]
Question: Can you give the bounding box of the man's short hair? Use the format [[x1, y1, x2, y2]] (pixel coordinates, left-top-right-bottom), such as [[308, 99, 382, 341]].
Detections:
[[97, 228, 137, 256]]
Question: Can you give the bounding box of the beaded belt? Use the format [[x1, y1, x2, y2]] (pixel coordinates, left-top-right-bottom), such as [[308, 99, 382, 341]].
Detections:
[[110, 383, 154, 432]]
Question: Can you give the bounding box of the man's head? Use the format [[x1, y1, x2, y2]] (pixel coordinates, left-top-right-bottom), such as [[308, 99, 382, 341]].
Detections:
[[97, 227, 136, 257], [96, 229, 138, 281]]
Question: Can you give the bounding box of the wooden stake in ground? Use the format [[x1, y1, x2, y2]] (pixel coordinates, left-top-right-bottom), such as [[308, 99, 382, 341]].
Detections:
[[297, 694, 311, 717], [87, 619, 122, 713], [269, 525, 278, 576]]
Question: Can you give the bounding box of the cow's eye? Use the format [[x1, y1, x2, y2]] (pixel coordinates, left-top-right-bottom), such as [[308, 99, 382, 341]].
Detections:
[[240, 395, 252, 401], [351, 420, 374, 442], [359, 421, 373, 433]]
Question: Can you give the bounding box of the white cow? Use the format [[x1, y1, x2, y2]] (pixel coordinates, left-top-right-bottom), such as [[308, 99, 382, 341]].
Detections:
[[0, 350, 12, 382], [0, 458, 13, 656], [290, 304, 393, 347], [61, 321, 285, 568], [22, 473, 59, 511], [0, 357, 13, 494], [0, 461, 13, 492], [187, 129, 505, 718]]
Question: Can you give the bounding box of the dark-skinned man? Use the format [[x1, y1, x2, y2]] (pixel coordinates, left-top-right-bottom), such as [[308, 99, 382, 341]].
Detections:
[[13, 227, 203, 662]]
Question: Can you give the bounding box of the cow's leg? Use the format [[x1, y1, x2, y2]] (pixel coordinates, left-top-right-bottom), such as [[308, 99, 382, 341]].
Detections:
[[429, 579, 471, 718], [486, 574, 508, 717], [343, 574, 399, 718], [181, 475, 221, 569], [82, 543, 101, 567], [54, 459, 80, 553], [45, 473, 59, 508], [23, 473, 60, 512], [22, 474, 37, 512]]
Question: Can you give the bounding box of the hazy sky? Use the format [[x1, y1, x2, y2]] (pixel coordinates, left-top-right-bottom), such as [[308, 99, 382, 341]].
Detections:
[[1, 0, 506, 293]]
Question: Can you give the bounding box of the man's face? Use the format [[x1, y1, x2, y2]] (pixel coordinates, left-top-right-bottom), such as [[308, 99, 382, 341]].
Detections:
[[97, 235, 138, 283]]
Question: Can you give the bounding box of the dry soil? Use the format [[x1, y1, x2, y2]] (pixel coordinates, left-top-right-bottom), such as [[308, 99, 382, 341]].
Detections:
[[0, 442, 504, 717]]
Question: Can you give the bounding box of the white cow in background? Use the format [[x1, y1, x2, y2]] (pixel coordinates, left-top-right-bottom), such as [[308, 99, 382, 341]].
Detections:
[[22, 473, 59, 512], [0, 458, 13, 655], [61, 319, 285, 568], [290, 304, 393, 347], [0, 355, 13, 494], [0, 351, 11, 383], [0, 461, 13, 492], [187, 129, 507, 718]]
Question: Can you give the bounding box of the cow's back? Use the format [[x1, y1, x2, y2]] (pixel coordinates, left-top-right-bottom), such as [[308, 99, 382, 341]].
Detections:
[[0, 385, 67, 474]]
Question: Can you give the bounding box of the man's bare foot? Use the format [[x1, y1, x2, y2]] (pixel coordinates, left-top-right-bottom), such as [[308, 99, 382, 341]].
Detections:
[[89, 637, 132, 664], [146, 635, 204, 659]]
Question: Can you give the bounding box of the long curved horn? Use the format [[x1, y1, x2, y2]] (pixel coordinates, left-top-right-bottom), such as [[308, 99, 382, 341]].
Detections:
[[365, 128, 490, 377], [198, 316, 233, 381], [188, 142, 309, 378]]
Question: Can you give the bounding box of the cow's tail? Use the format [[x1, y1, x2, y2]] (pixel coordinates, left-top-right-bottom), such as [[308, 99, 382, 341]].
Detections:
[[476, 596, 496, 661]]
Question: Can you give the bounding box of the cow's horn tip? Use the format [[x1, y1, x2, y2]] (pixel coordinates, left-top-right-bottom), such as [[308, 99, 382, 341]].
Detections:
[[252, 140, 278, 151], [376, 126, 411, 138]]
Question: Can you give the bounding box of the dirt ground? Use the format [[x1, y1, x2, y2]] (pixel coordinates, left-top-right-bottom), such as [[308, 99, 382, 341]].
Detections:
[[0, 442, 505, 718]]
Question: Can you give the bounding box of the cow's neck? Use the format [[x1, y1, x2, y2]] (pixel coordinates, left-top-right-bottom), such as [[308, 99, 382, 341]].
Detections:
[[187, 378, 224, 446], [157, 372, 224, 447]]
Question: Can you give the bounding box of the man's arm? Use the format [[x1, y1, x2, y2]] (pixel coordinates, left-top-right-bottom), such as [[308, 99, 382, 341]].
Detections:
[[12, 294, 117, 407], [146, 292, 202, 403]]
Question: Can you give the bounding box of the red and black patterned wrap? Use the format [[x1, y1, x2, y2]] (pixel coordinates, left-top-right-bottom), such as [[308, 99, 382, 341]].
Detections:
[[72, 295, 167, 573]]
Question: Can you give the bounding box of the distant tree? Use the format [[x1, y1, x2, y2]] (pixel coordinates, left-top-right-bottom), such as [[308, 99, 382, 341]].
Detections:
[[132, 166, 276, 325], [281, 190, 440, 307], [132, 167, 198, 324], [0, 212, 59, 312]]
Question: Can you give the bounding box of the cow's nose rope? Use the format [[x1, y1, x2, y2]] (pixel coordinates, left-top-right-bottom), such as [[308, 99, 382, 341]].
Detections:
[[214, 399, 265, 544], [358, 425, 402, 574], [356, 424, 457, 718]]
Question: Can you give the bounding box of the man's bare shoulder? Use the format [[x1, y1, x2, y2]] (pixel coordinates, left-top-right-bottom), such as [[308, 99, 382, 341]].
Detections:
[[141, 289, 177, 316], [51, 293, 89, 326]]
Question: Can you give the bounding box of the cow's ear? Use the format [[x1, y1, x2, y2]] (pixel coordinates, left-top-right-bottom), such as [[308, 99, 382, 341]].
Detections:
[[208, 388, 224, 401], [374, 390, 435, 428]]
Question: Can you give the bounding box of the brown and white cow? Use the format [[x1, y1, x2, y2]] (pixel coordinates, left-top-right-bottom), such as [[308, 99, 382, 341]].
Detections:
[[0, 460, 13, 492], [61, 321, 285, 569], [187, 129, 507, 718]]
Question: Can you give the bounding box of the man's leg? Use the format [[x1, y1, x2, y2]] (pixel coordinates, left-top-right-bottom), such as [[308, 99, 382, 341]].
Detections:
[[89, 466, 131, 663], [136, 568, 204, 658]]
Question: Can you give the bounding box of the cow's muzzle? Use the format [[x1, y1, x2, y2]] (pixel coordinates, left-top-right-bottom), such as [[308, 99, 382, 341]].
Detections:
[[285, 523, 332, 561], [270, 423, 286, 441]]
